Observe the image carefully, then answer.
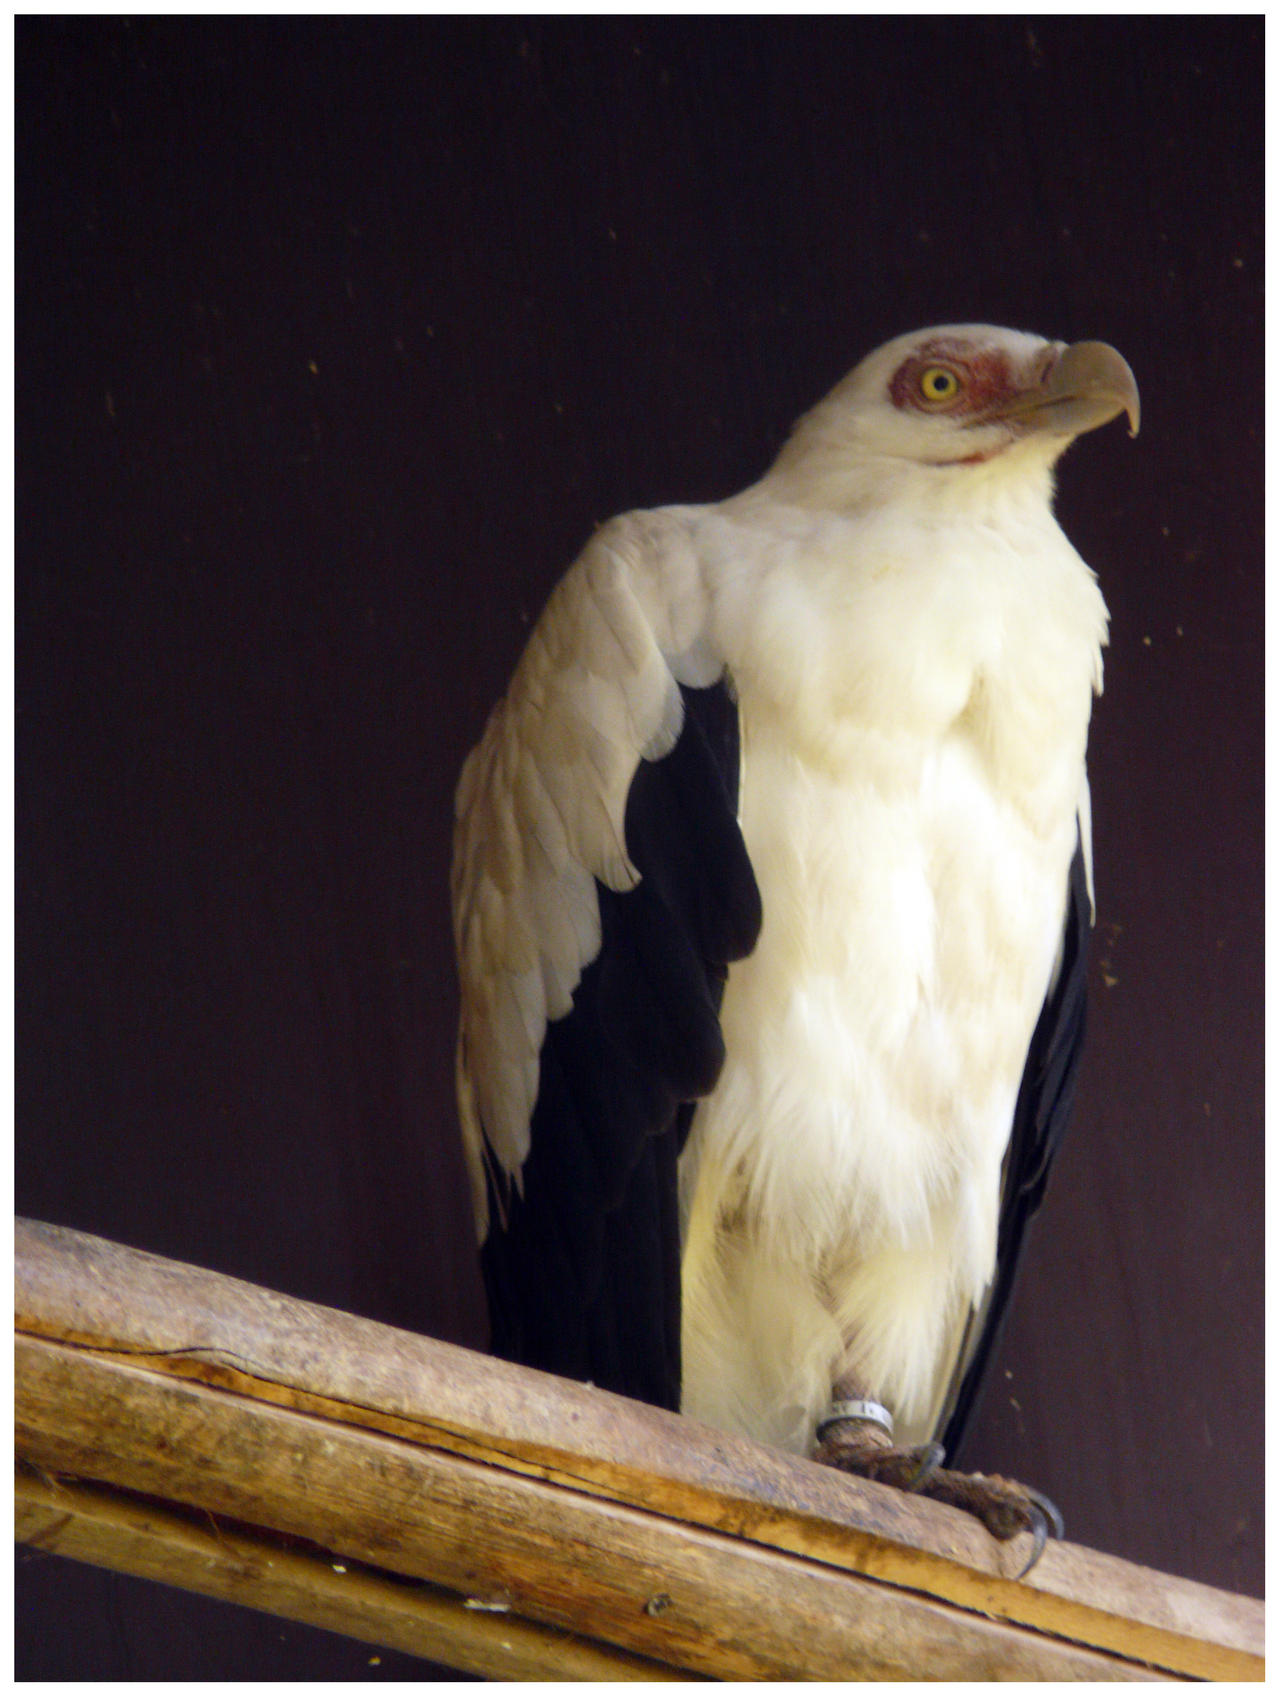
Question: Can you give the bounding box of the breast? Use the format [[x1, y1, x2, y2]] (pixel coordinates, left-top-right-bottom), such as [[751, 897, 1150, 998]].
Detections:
[[680, 499, 1103, 1252], [684, 692, 1081, 1279]]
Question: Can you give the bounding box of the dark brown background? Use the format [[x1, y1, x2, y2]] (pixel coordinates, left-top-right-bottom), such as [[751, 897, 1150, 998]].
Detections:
[[17, 17, 1262, 1678]]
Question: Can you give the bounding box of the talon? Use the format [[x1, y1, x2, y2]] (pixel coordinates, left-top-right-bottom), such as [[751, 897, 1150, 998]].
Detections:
[[1009, 1486, 1064, 1579], [811, 1385, 1060, 1567], [905, 1440, 946, 1492], [1012, 1501, 1051, 1580], [1025, 1485, 1065, 1543]]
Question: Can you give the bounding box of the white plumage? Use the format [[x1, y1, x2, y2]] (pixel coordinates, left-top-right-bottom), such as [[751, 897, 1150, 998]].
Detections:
[[453, 324, 1136, 1478]]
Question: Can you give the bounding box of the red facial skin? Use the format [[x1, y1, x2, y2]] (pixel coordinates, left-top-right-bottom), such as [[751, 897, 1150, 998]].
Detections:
[[888, 338, 1061, 462]]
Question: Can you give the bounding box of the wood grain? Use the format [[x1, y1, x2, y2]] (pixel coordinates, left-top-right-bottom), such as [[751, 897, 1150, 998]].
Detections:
[[16, 1335, 1156, 1680], [15, 1468, 683, 1681], [15, 1219, 1264, 1680]]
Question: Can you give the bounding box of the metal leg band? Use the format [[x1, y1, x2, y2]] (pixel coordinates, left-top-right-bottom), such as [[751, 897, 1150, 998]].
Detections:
[[816, 1396, 895, 1442]]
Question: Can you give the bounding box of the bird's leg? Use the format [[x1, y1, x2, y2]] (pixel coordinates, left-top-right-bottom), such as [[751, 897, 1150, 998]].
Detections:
[[813, 1375, 1062, 1575], [812, 1375, 944, 1488]]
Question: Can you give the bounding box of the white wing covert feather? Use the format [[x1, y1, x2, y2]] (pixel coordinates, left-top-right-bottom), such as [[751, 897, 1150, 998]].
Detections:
[[452, 509, 717, 1238]]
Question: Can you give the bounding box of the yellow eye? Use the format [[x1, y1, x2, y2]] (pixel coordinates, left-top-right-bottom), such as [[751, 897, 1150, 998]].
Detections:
[[918, 365, 962, 405]]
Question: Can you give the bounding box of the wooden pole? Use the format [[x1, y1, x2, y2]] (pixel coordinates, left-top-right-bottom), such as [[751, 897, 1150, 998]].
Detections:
[[15, 1218, 1264, 1680], [15, 1467, 685, 1681]]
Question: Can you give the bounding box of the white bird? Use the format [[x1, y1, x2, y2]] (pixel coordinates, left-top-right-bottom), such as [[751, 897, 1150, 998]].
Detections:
[[452, 324, 1138, 1548]]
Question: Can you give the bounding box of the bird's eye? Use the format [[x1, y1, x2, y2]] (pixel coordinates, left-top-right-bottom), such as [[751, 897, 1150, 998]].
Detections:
[[917, 365, 963, 406]]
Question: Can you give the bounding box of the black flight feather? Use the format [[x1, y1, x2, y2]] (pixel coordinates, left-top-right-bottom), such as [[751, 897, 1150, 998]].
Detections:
[[479, 678, 760, 1407]]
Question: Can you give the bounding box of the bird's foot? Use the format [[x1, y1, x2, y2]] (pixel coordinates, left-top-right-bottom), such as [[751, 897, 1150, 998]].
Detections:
[[814, 1403, 1062, 1577]]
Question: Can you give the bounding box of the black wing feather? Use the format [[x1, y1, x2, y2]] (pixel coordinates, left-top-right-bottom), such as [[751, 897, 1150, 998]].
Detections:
[[480, 679, 761, 1407], [940, 837, 1092, 1461]]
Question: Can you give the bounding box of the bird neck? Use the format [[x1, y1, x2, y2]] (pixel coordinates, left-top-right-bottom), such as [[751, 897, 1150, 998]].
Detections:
[[757, 435, 1060, 525]]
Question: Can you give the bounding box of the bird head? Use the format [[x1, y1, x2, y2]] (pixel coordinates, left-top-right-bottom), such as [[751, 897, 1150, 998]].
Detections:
[[769, 324, 1139, 508]]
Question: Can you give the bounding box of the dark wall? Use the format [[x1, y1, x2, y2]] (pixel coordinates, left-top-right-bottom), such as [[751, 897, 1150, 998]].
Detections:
[[17, 17, 1262, 1677]]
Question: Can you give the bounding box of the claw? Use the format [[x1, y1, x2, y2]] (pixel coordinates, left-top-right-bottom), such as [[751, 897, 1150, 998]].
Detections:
[[1010, 1489, 1063, 1580], [905, 1440, 946, 1492], [1025, 1485, 1065, 1542], [1012, 1503, 1050, 1580], [812, 1418, 1061, 1576]]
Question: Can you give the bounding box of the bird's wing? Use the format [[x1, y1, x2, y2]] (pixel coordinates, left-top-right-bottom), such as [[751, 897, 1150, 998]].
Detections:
[[935, 828, 1093, 1461], [452, 511, 762, 1406]]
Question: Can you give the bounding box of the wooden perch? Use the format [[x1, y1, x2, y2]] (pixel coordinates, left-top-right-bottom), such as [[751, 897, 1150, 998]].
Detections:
[[15, 1219, 1263, 1681]]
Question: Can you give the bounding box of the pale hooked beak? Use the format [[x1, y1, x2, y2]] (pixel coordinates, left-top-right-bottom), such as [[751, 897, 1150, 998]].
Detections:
[[984, 340, 1141, 440]]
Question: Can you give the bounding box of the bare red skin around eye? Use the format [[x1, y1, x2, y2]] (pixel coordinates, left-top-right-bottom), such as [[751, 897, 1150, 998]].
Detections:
[[888, 339, 1019, 418]]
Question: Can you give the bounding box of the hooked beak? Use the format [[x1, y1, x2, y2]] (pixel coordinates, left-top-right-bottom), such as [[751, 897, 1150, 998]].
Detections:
[[990, 340, 1140, 441]]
